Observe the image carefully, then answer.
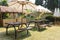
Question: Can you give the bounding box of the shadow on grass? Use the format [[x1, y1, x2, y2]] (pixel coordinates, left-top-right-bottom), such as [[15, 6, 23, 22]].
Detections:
[[0, 29, 31, 40], [31, 27, 47, 32], [7, 30, 31, 40], [17, 31, 31, 40], [39, 28, 47, 32], [0, 27, 4, 28], [31, 27, 37, 31], [0, 31, 14, 40]]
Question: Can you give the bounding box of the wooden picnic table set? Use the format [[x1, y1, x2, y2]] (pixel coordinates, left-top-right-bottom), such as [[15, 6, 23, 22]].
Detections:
[[5, 19, 50, 39]]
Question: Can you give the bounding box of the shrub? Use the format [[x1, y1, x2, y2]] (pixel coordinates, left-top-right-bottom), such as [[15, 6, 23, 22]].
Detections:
[[45, 15, 55, 22]]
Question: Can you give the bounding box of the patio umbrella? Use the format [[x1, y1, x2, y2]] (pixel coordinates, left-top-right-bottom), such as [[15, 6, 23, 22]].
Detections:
[[36, 5, 52, 19], [0, 6, 22, 22], [0, 6, 21, 13], [53, 8, 60, 25], [36, 5, 52, 13], [8, 0, 37, 14], [53, 8, 60, 17], [8, 0, 37, 22]]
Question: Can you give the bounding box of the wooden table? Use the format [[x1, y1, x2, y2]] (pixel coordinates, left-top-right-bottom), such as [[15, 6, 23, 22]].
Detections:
[[29, 19, 48, 31], [5, 22, 27, 39]]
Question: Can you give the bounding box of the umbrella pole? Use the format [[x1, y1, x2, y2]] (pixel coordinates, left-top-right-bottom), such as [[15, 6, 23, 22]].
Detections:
[[13, 13, 15, 22], [21, 4, 24, 23], [16, 13, 18, 22], [22, 5, 24, 14], [20, 4, 24, 27]]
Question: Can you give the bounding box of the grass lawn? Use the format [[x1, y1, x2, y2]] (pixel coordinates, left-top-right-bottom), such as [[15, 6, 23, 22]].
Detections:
[[0, 25, 60, 40]]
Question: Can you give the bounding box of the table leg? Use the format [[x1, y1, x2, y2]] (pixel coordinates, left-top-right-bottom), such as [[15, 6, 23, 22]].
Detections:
[[35, 23, 37, 27], [37, 23, 40, 31], [6, 24, 9, 35], [25, 23, 29, 35], [26, 30, 28, 35], [13, 25, 17, 39]]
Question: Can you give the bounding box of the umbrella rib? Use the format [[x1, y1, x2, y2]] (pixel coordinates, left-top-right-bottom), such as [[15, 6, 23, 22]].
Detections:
[[28, 2, 37, 7], [18, 4, 21, 9], [25, 4, 27, 10], [27, 3, 36, 9], [11, 0, 17, 2], [8, 1, 17, 6]]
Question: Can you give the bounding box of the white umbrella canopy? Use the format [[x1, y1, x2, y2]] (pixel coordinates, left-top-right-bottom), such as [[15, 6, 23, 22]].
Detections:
[[36, 5, 52, 13], [0, 6, 21, 13], [8, 1, 37, 22], [53, 8, 60, 17], [8, 1, 52, 13], [8, 1, 37, 14]]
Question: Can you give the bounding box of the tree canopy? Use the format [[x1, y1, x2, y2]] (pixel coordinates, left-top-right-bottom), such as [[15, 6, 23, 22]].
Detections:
[[35, 0, 43, 6], [47, 0, 58, 11], [35, 0, 58, 11], [0, 0, 8, 6]]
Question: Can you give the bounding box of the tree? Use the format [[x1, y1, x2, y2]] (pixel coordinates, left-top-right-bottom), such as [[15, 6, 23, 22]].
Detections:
[[54, 0, 58, 8], [47, 0, 58, 12], [47, 0, 55, 11], [58, 0, 60, 8], [0, 0, 8, 19], [0, 2, 2, 5], [0, 0, 8, 6], [35, 0, 43, 6], [42, 0, 48, 8]]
